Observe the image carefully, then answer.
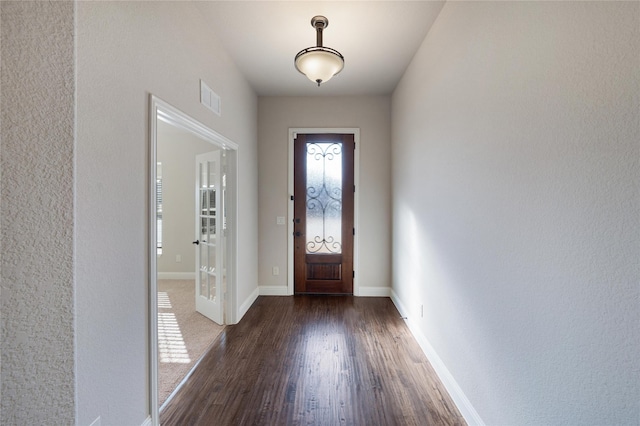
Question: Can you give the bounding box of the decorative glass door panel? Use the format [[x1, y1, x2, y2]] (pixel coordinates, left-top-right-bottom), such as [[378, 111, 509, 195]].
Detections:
[[294, 134, 354, 294], [306, 143, 343, 254], [195, 151, 223, 324]]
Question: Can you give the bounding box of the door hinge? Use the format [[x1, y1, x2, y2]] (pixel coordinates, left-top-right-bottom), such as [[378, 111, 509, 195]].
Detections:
[[353, 184, 356, 193], [290, 195, 294, 201], [353, 228, 355, 235], [352, 271, 355, 278]]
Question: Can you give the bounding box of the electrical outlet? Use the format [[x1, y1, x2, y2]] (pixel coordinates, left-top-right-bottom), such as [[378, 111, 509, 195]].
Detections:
[[272, 266, 279, 276], [276, 216, 285, 225], [176, 255, 182, 263]]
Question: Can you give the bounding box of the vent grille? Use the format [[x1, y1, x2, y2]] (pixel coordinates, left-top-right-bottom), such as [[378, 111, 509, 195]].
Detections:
[[200, 80, 221, 116]]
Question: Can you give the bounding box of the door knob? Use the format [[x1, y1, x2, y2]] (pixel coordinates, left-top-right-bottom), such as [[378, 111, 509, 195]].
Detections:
[[192, 240, 199, 245]]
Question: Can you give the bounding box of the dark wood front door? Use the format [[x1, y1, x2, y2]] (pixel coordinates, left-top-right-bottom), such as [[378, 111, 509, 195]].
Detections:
[[294, 133, 355, 294]]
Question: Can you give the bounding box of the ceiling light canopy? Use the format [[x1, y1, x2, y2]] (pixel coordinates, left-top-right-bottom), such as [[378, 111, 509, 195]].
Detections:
[[294, 16, 344, 87]]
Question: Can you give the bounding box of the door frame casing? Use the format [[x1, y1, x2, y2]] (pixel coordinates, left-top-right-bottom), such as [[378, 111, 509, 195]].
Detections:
[[287, 128, 360, 296], [149, 95, 239, 424]]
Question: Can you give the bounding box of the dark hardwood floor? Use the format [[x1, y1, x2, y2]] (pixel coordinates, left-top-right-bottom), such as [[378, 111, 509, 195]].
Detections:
[[160, 296, 466, 426]]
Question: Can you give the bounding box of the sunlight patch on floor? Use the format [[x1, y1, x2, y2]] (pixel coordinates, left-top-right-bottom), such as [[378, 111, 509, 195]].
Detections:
[[158, 291, 172, 309], [158, 312, 191, 364]]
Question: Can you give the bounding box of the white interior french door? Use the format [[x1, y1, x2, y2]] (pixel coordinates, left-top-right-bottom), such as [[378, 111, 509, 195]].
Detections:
[[194, 151, 224, 324]]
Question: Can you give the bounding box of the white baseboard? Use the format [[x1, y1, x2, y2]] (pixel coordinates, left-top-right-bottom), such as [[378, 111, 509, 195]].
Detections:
[[390, 289, 485, 426], [238, 286, 259, 321], [158, 272, 195, 280], [259, 285, 290, 296], [357, 286, 391, 297], [256, 285, 390, 297], [140, 416, 152, 426]]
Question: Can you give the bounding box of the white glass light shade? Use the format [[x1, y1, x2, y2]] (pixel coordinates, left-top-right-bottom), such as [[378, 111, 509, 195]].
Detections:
[[295, 49, 344, 85]]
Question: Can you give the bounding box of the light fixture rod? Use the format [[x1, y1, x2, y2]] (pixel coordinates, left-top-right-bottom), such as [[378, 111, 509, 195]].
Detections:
[[311, 15, 329, 47]]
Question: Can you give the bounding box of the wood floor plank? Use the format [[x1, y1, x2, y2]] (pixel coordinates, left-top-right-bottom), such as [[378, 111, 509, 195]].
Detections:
[[160, 296, 466, 426]]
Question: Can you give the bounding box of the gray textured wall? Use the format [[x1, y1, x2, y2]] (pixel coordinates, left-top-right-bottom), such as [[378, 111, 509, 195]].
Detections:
[[0, 2, 75, 424], [76, 2, 258, 423], [392, 2, 639, 424], [257, 96, 392, 294]]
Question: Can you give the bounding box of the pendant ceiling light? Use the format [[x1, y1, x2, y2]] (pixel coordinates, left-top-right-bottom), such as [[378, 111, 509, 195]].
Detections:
[[294, 16, 344, 87]]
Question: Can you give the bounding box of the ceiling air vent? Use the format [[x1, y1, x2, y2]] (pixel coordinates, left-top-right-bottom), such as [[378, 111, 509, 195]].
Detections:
[[200, 80, 221, 116]]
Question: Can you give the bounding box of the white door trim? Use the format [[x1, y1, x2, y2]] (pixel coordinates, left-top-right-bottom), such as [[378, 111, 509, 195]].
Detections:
[[287, 128, 361, 296], [149, 95, 239, 425]]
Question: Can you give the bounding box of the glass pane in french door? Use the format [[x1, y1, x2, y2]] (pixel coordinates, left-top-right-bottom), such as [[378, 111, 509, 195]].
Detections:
[[198, 159, 219, 302]]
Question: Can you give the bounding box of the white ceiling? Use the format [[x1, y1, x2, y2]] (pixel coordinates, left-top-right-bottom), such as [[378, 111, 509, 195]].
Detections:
[[208, 1, 445, 97]]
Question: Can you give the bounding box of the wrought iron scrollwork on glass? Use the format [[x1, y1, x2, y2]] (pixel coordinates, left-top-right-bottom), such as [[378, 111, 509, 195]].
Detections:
[[306, 142, 342, 254]]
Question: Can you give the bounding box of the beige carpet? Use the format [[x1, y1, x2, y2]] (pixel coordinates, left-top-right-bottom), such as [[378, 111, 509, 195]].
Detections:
[[158, 279, 225, 406]]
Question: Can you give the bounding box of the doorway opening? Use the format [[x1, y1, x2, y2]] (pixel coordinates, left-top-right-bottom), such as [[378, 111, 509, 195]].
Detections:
[[293, 133, 355, 294], [288, 128, 360, 296], [149, 96, 239, 423]]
